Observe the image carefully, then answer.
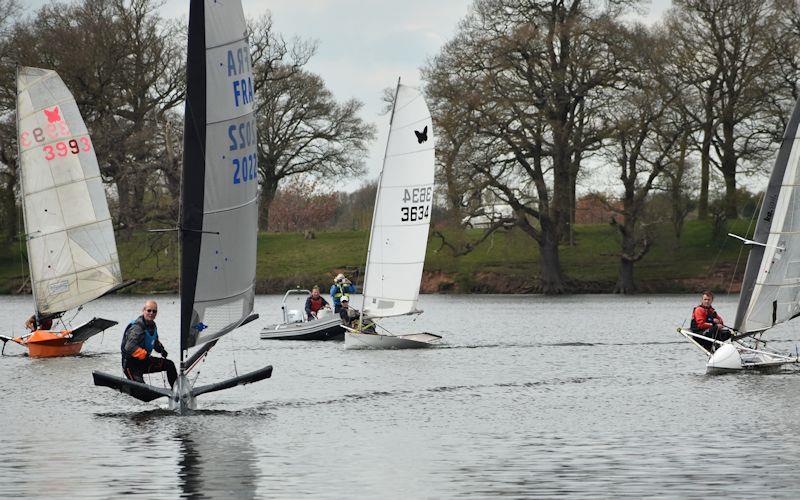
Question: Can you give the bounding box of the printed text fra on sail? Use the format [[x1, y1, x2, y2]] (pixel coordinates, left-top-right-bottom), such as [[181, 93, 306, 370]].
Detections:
[[228, 47, 253, 107]]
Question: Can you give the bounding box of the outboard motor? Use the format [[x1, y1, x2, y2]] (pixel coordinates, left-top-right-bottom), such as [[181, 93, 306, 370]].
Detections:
[[286, 309, 302, 323]]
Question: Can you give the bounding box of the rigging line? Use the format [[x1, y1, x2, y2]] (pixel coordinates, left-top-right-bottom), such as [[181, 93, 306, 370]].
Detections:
[[728, 191, 764, 294]]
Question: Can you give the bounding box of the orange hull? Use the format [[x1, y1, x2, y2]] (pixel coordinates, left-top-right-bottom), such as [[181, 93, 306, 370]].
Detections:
[[18, 329, 84, 358]]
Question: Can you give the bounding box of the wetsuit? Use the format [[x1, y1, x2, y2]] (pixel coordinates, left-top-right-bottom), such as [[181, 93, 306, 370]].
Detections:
[[330, 282, 355, 313], [305, 295, 329, 320], [121, 315, 177, 387], [691, 304, 732, 352]]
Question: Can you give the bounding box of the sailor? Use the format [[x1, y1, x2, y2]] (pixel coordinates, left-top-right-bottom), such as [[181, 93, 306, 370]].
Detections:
[[121, 300, 177, 387], [305, 286, 331, 320], [24, 314, 53, 332], [690, 290, 732, 352], [338, 295, 359, 327], [330, 273, 355, 313]]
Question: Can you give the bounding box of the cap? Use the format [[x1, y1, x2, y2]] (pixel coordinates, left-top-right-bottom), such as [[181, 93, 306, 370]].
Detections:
[[341, 295, 350, 302]]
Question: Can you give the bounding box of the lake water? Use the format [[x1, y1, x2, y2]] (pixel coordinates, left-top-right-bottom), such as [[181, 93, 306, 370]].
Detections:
[[1, 293, 800, 498]]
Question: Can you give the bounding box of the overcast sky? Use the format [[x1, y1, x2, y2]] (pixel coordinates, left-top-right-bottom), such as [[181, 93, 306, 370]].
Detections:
[[25, 0, 674, 191]]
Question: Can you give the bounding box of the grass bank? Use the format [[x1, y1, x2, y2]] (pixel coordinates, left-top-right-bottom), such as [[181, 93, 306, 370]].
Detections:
[[0, 219, 754, 294]]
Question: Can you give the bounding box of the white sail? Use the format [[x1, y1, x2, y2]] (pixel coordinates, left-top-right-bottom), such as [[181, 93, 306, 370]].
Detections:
[[16, 67, 122, 315], [735, 98, 800, 333], [362, 83, 435, 318], [180, 0, 258, 349]]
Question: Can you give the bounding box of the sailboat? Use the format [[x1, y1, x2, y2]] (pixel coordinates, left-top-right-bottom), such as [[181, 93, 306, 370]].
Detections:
[[677, 99, 800, 373], [0, 67, 132, 358], [344, 80, 442, 349], [92, 0, 272, 411]]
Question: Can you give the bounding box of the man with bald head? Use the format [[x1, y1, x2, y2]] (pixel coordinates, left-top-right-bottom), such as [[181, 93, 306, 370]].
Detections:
[[120, 300, 177, 387]]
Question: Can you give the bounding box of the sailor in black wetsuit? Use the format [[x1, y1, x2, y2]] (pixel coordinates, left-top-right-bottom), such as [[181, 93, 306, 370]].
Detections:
[[121, 300, 177, 387]]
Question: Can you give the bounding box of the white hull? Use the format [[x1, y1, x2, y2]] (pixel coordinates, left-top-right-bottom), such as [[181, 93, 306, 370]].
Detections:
[[677, 328, 797, 374], [344, 330, 441, 350]]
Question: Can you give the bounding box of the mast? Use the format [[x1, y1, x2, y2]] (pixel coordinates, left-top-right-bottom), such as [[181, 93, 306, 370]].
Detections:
[[180, 0, 207, 366], [359, 78, 401, 328], [15, 66, 38, 320]]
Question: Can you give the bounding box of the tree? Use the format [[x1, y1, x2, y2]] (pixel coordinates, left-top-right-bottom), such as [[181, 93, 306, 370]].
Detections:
[[669, 0, 789, 218], [600, 24, 682, 293], [249, 16, 375, 230], [424, 0, 630, 293], [0, 0, 21, 243], [267, 178, 338, 232], [0, 0, 185, 232]]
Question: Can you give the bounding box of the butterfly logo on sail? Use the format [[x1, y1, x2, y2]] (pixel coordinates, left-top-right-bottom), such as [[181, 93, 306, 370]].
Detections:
[[414, 125, 428, 144], [43, 107, 61, 123]]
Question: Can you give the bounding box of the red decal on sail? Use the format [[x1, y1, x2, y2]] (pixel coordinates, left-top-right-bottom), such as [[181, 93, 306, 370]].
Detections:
[[43, 107, 61, 123]]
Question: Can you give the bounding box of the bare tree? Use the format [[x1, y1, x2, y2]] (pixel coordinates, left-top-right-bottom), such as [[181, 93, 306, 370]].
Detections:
[[669, 0, 788, 218], [0, 0, 21, 242], [0, 0, 185, 232], [600, 24, 682, 293], [424, 0, 630, 293], [249, 16, 375, 230]]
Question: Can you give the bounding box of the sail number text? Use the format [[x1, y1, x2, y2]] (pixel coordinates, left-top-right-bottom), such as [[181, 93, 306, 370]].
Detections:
[[228, 119, 257, 185], [400, 187, 432, 222], [232, 154, 257, 185]]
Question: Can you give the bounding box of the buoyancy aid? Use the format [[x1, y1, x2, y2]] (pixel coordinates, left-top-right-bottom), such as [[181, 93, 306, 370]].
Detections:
[[691, 305, 718, 331], [309, 296, 326, 313], [121, 317, 158, 357]]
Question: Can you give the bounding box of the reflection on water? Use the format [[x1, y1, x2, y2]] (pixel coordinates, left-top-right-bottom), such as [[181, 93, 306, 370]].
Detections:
[[2, 294, 800, 498], [176, 414, 259, 500]]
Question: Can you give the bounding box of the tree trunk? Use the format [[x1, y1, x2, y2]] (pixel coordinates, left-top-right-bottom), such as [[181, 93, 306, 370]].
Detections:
[[260, 177, 279, 231], [614, 257, 636, 294], [699, 126, 712, 220], [723, 166, 737, 218], [537, 225, 566, 294], [720, 123, 738, 218], [116, 176, 132, 239]]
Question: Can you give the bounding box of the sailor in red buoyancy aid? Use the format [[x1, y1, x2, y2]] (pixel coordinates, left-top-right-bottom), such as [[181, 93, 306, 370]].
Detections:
[[305, 286, 331, 320], [690, 290, 732, 352]]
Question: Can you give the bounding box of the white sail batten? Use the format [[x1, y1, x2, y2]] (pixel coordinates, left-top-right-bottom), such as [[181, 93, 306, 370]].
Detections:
[[362, 84, 434, 318], [736, 98, 800, 333], [181, 0, 258, 349], [16, 67, 122, 315]]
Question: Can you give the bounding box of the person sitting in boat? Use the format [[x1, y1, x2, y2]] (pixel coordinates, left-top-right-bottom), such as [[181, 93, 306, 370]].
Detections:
[[339, 296, 375, 333], [691, 290, 733, 352], [305, 286, 331, 320], [330, 273, 356, 313], [338, 295, 359, 326], [121, 300, 177, 388], [24, 314, 53, 332]]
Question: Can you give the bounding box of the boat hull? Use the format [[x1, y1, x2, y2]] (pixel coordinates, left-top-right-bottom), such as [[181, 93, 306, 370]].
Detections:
[[23, 330, 83, 358], [344, 331, 441, 350], [260, 317, 345, 341], [677, 328, 796, 373]]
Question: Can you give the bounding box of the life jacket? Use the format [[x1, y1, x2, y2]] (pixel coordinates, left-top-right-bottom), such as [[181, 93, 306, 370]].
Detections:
[[332, 283, 347, 303], [121, 317, 158, 355], [690, 305, 716, 331], [309, 296, 326, 313]]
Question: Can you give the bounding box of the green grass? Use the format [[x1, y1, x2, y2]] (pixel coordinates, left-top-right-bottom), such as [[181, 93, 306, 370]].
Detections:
[[0, 219, 757, 294]]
